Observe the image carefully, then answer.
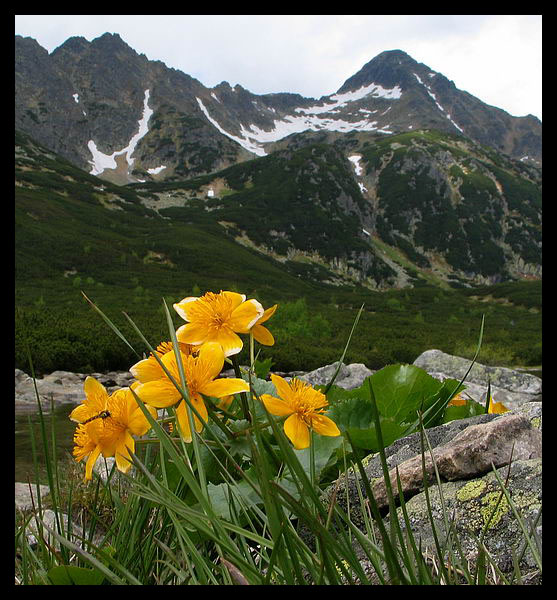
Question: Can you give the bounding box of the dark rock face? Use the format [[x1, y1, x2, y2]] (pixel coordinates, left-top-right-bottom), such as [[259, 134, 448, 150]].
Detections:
[[15, 34, 541, 185]]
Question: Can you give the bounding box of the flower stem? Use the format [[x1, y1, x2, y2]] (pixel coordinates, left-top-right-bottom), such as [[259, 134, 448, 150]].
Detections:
[[231, 354, 251, 422]]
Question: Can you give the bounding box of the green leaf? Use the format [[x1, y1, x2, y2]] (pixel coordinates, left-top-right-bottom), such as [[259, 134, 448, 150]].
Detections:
[[441, 398, 485, 424], [47, 564, 105, 585], [206, 468, 263, 521], [328, 365, 467, 451]]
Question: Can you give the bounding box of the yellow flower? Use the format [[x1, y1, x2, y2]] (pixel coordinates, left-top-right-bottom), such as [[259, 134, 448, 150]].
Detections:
[[131, 342, 250, 442], [260, 374, 340, 449], [251, 304, 278, 346], [174, 291, 264, 357], [488, 394, 509, 414], [70, 377, 157, 480], [447, 393, 467, 407]]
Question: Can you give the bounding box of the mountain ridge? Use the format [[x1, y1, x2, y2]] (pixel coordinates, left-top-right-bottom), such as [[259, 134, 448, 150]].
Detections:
[[15, 33, 542, 291], [15, 33, 541, 184]]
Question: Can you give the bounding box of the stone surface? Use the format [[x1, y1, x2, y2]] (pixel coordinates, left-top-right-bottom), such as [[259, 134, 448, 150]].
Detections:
[[413, 349, 542, 410], [15, 368, 135, 413], [312, 402, 542, 584], [370, 413, 542, 510], [381, 458, 542, 582], [15, 482, 50, 512], [298, 361, 375, 390]]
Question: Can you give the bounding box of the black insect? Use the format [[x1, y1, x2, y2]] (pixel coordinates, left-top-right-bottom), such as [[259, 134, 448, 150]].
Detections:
[[81, 410, 111, 425]]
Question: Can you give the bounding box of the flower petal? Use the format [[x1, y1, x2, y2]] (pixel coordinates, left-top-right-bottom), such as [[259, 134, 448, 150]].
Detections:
[[175, 396, 207, 442], [270, 374, 294, 403], [260, 394, 294, 417], [134, 380, 181, 408], [84, 376, 109, 408], [310, 414, 341, 437], [228, 299, 264, 333], [221, 291, 246, 311], [197, 341, 225, 379], [252, 323, 275, 346], [173, 296, 199, 322], [201, 377, 250, 398], [115, 431, 134, 474], [129, 356, 163, 383], [69, 403, 94, 424], [258, 304, 278, 325], [176, 322, 208, 346], [208, 328, 244, 357], [283, 414, 310, 449], [84, 444, 102, 481], [128, 404, 157, 436]]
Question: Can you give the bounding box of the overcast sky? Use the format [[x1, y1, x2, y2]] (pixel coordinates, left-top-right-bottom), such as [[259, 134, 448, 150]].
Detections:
[[15, 15, 542, 120]]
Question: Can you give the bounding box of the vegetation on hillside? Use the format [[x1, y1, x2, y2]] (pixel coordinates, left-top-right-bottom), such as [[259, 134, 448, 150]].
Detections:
[[15, 129, 541, 375]]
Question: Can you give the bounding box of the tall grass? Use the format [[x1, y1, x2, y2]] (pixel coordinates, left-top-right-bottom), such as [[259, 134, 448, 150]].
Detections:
[[15, 298, 541, 585]]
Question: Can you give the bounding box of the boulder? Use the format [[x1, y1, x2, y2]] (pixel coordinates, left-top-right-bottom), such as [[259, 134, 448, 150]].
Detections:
[[298, 361, 375, 390], [381, 458, 542, 583], [15, 368, 136, 413], [413, 349, 541, 410], [315, 402, 542, 581], [15, 482, 50, 512]]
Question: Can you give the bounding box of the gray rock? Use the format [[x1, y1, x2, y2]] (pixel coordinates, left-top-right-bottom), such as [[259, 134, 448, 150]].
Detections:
[[312, 402, 542, 583], [413, 349, 542, 410], [371, 413, 542, 510], [15, 482, 50, 512], [15, 368, 136, 413], [382, 458, 542, 581], [299, 361, 375, 390]]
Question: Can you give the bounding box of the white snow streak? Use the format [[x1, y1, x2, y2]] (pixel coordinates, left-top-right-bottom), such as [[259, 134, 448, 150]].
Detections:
[[73, 93, 79, 103], [196, 82, 399, 156], [413, 73, 464, 134], [88, 89, 154, 176], [348, 155, 363, 176], [147, 165, 167, 175]]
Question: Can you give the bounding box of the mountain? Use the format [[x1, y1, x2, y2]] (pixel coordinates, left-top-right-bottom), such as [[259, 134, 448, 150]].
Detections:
[[15, 33, 541, 290], [15, 34, 541, 185]]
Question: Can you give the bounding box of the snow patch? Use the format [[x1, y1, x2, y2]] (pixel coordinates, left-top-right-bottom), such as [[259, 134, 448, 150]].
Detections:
[[147, 165, 166, 175], [87, 89, 154, 176], [196, 98, 267, 156], [196, 83, 398, 157], [73, 93, 79, 103], [211, 92, 220, 102], [296, 82, 402, 116], [348, 155, 363, 176]]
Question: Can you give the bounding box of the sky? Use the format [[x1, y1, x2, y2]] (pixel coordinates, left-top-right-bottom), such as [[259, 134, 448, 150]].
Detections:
[[14, 15, 542, 120]]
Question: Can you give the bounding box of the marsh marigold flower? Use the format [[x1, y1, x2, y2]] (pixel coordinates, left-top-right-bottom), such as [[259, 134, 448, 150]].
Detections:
[[488, 394, 509, 414], [260, 374, 340, 449], [173, 291, 263, 357], [70, 377, 157, 480], [130, 341, 249, 442], [251, 303, 278, 346]]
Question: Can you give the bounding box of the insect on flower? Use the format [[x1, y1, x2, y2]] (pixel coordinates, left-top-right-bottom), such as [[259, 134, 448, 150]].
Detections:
[[80, 410, 111, 425]]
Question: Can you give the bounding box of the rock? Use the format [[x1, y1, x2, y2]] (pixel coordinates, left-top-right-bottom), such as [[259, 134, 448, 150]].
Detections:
[[15, 482, 50, 512], [371, 413, 542, 510], [24, 508, 98, 550], [298, 361, 375, 390], [309, 402, 542, 582], [382, 458, 542, 582], [15, 368, 136, 413], [413, 349, 542, 410]]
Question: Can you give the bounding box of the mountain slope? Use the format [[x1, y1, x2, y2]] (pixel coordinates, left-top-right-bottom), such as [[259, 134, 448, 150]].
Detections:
[[15, 129, 350, 312], [130, 128, 541, 287], [15, 34, 542, 186]]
